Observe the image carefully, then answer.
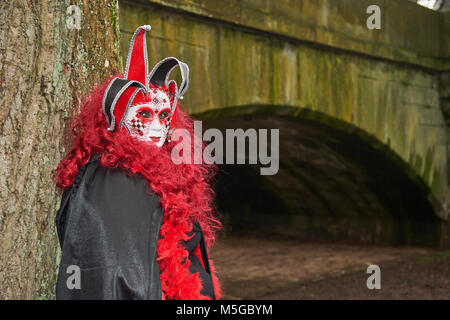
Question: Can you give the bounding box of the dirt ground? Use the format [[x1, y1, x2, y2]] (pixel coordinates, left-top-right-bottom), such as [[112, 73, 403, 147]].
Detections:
[[210, 233, 450, 300]]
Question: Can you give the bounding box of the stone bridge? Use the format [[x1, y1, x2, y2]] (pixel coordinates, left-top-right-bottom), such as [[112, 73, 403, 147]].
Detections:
[[119, 0, 450, 246]]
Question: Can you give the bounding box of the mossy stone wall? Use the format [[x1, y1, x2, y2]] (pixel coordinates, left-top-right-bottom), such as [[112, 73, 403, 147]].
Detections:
[[119, 0, 450, 220]]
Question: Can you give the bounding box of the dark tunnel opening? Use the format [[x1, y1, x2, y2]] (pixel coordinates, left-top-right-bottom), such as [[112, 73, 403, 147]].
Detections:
[[200, 113, 444, 247]]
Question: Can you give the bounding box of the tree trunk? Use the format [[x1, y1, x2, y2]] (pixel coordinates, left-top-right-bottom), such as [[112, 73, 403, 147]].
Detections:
[[0, 0, 122, 299]]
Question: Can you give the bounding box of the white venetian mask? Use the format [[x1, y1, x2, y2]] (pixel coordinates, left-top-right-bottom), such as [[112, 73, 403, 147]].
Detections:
[[122, 89, 172, 147]]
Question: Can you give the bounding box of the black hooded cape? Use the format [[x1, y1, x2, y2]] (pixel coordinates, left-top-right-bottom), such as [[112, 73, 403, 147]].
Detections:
[[55, 157, 215, 300]]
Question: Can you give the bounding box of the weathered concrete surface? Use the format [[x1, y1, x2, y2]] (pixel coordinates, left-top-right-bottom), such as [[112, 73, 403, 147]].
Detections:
[[137, 0, 448, 70], [119, 0, 450, 221], [441, 11, 450, 61]]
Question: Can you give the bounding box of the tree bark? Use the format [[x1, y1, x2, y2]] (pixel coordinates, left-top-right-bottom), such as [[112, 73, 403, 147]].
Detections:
[[0, 0, 122, 299]]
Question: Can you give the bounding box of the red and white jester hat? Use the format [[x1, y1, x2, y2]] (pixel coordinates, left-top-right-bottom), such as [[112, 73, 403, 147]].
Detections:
[[102, 25, 189, 143]]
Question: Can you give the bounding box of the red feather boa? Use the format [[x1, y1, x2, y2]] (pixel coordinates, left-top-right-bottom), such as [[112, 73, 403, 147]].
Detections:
[[55, 77, 222, 300]]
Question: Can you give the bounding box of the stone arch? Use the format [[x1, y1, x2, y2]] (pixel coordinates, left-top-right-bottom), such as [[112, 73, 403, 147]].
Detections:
[[194, 105, 445, 246]]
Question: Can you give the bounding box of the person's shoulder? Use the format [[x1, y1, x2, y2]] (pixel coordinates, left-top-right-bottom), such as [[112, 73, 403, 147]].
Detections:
[[82, 155, 157, 201]]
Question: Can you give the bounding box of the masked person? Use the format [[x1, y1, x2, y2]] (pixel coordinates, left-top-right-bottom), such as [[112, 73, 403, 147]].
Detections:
[[54, 25, 222, 300]]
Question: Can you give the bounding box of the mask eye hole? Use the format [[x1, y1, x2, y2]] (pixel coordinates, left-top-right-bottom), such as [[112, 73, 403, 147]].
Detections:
[[159, 110, 170, 120], [138, 109, 152, 119]]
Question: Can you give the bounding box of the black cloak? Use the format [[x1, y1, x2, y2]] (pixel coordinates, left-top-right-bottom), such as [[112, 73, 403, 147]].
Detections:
[[55, 157, 215, 300]]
